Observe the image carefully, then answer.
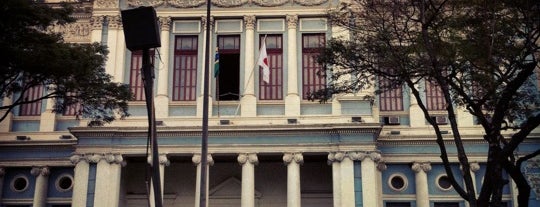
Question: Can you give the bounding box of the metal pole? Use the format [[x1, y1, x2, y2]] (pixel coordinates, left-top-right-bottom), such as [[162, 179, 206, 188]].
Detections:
[[142, 48, 163, 207], [199, 1, 211, 207]]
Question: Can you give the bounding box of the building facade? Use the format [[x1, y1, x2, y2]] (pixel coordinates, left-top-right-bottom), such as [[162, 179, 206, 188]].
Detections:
[[0, 0, 539, 207]]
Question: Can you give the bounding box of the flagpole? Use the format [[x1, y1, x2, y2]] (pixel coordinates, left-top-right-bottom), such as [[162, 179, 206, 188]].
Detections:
[[200, 1, 211, 207], [234, 35, 268, 116]]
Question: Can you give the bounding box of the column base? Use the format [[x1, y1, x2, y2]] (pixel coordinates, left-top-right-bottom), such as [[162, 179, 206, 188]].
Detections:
[[155, 96, 170, 119], [409, 104, 425, 127], [285, 94, 300, 116], [240, 95, 257, 117], [39, 110, 56, 132]]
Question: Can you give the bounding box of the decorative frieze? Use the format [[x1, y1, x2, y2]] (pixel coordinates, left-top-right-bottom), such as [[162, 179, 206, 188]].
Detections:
[[94, 0, 119, 9], [238, 153, 259, 165], [126, 0, 329, 8], [46, 21, 91, 43], [253, 0, 289, 7]]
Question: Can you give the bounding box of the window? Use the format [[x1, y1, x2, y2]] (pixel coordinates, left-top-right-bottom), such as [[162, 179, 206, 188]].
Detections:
[[302, 33, 326, 100], [173, 36, 198, 101], [386, 202, 411, 207], [379, 73, 403, 111], [426, 80, 446, 110], [19, 85, 43, 116], [129, 50, 155, 101], [436, 175, 453, 191], [63, 103, 81, 116], [216, 35, 241, 101], [434, 202, 459, 207], [259, 34, 283, 100]]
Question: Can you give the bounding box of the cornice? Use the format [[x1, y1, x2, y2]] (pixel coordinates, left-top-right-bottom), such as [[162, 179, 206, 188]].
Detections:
[[69, 123, 382, 138]]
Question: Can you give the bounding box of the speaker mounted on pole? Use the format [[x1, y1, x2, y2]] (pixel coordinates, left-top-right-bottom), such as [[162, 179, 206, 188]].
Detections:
[[121, 6, 161, 51]]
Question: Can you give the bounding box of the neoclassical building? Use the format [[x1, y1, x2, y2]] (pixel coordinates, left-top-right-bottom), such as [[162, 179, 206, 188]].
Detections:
[[0, 0, 539, 207]]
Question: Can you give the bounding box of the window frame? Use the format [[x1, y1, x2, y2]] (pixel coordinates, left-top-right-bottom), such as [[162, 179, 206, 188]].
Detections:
[[259, 34, 284, 100], [172, 35, 199, 101], [301, 33, 326, 100]]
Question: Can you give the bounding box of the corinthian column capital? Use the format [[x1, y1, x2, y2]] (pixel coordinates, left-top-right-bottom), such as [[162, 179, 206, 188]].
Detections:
[[159, 16, 172, 31], [286, 15, 298, 29], [244, 15, 256, 30]]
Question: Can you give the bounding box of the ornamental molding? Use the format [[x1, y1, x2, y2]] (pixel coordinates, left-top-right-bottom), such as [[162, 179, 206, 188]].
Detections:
[[47, 21, 91, 43], [126, 0, 329, 8], [69, 124, 382, 139], [90, 16, 105, 30], [327, 151, 383, 163], [94, 0, 119, 9], [252, 0, 289, 7], [107, 15, 123, 29]]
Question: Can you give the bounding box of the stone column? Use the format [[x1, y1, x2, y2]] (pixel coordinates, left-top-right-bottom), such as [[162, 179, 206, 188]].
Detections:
[[31, 166, 50, 207], [0, 168, 5, 203], [109, 154, 124, 207], [338, 152, 357, 207], [327, 152, 342, 207], [148, 154, 170, 207], [197, 16, 214, 117], [412, 162, 431, 207], [193, 154, 214, 207], [71, 154, 90, 207], [238, 153, 258, 207], [359, 152, 383, 207], [156, 17, 172, 119], [93, 154, 124, 207], [283, 152, 303, 207], [285, 15, 300, 116], [90, 16, 104, 43], [241, 15, 257, 117]]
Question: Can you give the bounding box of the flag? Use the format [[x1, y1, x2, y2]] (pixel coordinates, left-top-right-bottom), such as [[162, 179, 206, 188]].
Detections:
[[258, 36, 270, 83], [214, 47, 220, 78]]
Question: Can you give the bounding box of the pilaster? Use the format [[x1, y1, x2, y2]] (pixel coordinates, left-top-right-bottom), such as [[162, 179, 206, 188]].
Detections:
[[39, 93, 56, 132], [90, 15, 105, 44], [197, 16, 214, 117], [241, 15, 257, 117], [283, 152, 303, 207], [114, 16, 126, 83], [105, 15, 121, 78], [31, 166, 50, 207], [412, 162, 432, 207], [156, 17, 172, 119], [193, 153, 214, 207], [238, 153, 258, 207], [71, 154, 89, 207], [285, 15, 300, 116], [409, 81, 425, 127]]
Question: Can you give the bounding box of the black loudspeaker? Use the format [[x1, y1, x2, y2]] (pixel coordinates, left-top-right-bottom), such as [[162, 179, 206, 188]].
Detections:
[[121, 6, 161, 51]]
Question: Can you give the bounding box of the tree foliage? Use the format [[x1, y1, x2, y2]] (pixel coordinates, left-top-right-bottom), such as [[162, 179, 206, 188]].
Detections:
[[0, 0, 132, 126], [313, 0, 540, 206]]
